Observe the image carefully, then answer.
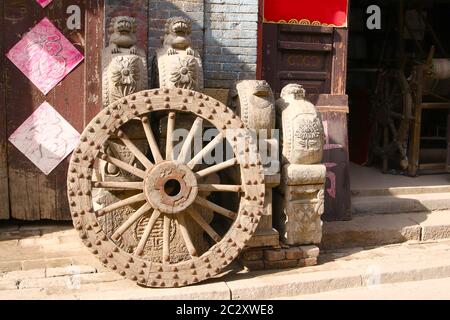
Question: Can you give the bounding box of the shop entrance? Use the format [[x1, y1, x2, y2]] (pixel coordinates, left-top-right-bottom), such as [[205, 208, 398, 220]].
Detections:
[[348, 0, 450, 179]]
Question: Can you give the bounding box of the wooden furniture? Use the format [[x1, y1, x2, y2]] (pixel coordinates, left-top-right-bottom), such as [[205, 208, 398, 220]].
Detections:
[[408, 64, 450, 176]]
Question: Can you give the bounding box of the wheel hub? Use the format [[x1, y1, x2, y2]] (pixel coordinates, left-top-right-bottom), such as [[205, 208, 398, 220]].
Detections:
[[144, 161, 198, 214]]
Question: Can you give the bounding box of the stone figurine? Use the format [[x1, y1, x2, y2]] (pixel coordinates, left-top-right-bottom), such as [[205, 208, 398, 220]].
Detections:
[[102, 16, 148, 108], [231, 80, 280, 248], [277, 84, 324, 165], [232, 80, 276, 137], [101, 15, 149, 179], [154, 17, 204, 90], [274, 84, 326, 246]]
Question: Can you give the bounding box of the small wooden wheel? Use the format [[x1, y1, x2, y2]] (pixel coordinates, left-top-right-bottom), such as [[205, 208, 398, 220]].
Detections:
[[67, 88, 265, 288], [370, 69, 413, 172]]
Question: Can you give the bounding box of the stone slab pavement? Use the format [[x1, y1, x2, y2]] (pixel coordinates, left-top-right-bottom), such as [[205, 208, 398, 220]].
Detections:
[[2, 223, 450, 299], [279, 277, 450, 300]]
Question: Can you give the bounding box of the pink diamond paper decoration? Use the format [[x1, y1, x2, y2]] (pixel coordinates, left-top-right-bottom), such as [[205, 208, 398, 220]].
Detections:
[[9, 102, 80, 175], [6, 17, 84, 95], [36, 0, 53, 8]]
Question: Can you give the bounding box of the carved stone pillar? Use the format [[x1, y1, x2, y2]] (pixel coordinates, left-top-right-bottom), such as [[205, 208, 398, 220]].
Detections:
[[274, 84, 326, 246], [95, 16, 153, 256], [231, 80, 280, 248]]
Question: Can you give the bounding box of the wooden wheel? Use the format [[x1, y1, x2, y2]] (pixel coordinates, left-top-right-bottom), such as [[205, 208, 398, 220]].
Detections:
[[67, 88, 265, 288], [370, 69, 413, 172]]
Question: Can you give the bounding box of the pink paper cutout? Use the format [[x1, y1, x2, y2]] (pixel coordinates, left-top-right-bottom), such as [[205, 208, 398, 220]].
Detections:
[[6, 17, 84, 95], [36, 0, 53, 8], [9, 102, 81, 175]]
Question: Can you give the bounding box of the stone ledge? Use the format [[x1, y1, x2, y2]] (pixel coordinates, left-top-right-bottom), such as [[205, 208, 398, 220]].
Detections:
[[322, 211, 450, 250], [321, 213, 422, 250]]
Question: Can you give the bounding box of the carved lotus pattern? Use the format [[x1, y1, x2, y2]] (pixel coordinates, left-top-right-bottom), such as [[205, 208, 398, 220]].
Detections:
[[110, 56, 141, 97], [295, 117, 323, 150], [170, 57, 197, 89]]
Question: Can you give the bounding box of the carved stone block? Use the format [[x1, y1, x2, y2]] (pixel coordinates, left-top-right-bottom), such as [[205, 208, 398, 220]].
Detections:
[[274, 182, 325, 246]]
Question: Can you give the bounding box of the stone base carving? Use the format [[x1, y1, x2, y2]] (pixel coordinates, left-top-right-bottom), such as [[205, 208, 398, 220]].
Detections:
[[274, 164, 326, 246]]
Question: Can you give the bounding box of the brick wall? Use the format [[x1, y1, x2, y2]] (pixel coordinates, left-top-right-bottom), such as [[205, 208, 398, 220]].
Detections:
[[147, 0, 259, 89], [204, 0, 259, 88]]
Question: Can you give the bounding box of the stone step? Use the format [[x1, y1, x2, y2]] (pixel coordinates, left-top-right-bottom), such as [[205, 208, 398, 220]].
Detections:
[[351, 185, 450, 197], [321, 211, 450, 250], [351, 192, 450, 215]]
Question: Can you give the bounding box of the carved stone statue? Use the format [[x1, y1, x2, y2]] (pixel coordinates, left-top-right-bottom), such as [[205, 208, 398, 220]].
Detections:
[[102, 16, 148, 108], [154, 17, 204, 90], [231, 80, 280, 248], [233, 80, 276, 136], [101, 15, 149, 180], [277, 84, 324, 165], [274, 84, 326, 246], [97, 16, 152, 256]]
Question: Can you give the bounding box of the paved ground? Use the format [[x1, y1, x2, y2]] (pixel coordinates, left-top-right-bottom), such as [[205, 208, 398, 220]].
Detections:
[[350, 162, 450, 191], [2, 223, 450, 299], [282, 277, 450, 300]]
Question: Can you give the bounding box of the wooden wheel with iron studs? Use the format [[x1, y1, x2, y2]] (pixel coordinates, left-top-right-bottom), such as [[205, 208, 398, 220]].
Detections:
[[67, 88, 265, 288]]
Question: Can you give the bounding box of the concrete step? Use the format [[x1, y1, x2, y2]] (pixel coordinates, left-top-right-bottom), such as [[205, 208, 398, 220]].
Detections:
[[351, 192, 450, 215], [322, 211, 450, 250], [351, 185, 450, 197]]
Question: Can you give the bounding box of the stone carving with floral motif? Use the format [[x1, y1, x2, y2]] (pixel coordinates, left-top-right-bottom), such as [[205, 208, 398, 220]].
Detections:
[[274, 84, 326, 246], [154, 17, 204, 90], [102, 16, 148, 108]]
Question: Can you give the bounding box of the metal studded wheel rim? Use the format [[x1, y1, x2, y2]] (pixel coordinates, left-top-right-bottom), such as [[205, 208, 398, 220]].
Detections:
[[67, 88, 265, 288]]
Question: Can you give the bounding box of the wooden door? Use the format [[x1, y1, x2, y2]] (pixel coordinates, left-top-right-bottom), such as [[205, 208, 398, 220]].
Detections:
[[262, 23, 352, 221], [0, 0, 103, 220]]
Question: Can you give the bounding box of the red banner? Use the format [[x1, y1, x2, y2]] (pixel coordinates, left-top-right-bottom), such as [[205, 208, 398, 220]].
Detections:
[[264, 0, 348, 28]]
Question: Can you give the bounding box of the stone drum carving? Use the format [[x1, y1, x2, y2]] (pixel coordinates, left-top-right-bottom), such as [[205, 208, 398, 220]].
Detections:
[[155, 17, 204, 90]]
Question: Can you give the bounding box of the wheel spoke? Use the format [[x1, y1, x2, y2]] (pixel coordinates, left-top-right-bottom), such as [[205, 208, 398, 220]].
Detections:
[[195, 158, 237, 179], [117, 130, 153, 169], [194, 196, 237, 220], [176, 213, 198, 258], [92, 181, 144, 191], [187, 133, 224, 169], [187, 208, 222, 243], [163, 215, 171, 263], [177, 117, 203, 164], [166, 112, 176, 160], [135, 209, 162, 256], [111, 203, 152, 240], [99, 152, 146, 179], [96, 193, 146, 216], [142, 116, 164, 164], [198, 184, 242, 193]]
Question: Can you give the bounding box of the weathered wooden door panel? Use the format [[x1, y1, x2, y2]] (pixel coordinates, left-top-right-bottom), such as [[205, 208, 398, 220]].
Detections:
[[0, 1, 9, 220], [262, 24, 333, 96], [2, 0, 103, 220], [262, 22, 351, 221]]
